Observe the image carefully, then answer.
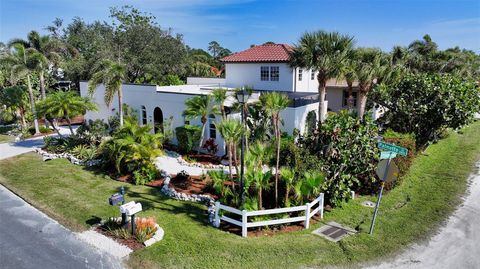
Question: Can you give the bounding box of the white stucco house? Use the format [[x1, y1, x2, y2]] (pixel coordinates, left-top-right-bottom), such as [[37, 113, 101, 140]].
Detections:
[[80, 43, 361, 156]]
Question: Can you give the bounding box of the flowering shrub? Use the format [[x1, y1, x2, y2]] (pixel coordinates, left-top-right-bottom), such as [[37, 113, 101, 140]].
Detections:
[[134, 217, 158, 243], [202, 138, 219, 154]]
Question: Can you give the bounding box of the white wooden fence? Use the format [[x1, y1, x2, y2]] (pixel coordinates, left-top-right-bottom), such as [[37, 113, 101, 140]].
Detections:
[[213, 193, 324, 237]]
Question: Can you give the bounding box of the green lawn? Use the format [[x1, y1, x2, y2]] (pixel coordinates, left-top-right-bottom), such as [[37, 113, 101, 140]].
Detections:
[[0, 134, 14, 143], [1, 121, 479, 269]]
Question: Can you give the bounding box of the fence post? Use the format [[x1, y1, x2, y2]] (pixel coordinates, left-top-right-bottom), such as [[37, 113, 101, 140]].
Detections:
[[320, 193, 324, 219], [241, 210, 247, 238], [304, 202, 311, 229], [214, 201, 220, 227]]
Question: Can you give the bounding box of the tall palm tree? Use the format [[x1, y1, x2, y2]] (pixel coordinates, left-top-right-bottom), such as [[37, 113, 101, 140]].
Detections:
[[183, 95, 220, 152], [2, 43, 45, 134], [341, 58, 357, 110], [36, 91, 97, 135], [88, 60, 127, 127], [290, 31, 354, 122], [260, 92, 290, 206], [212, 88, 228, 120], [354, 48, 385, 119], [9, 31, 68, 100], [216, 118, 243, 187]]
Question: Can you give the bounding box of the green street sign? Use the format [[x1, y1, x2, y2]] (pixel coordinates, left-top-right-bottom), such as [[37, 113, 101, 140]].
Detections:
[[378, 142, 408, 156], [380, 151, 397, 160]]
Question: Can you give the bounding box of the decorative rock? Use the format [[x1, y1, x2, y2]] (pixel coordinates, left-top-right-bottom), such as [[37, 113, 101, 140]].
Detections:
[[35, 148, 102, 167]]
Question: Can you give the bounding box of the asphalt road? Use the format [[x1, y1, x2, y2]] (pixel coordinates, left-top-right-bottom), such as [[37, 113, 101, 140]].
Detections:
[[0, 185, 124, 269], [364, 161, 480, 269]]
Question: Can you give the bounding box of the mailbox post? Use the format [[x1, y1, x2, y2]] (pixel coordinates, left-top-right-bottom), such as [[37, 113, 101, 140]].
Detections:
[[120, 201, 142, 236], [108, 186, 127, 225]]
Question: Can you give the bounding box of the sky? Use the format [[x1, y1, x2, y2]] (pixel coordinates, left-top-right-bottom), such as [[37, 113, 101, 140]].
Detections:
[[0, 0, 479, 53]]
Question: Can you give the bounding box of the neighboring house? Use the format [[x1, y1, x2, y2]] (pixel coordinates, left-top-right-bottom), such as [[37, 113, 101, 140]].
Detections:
[[81, 43, 365, 156]]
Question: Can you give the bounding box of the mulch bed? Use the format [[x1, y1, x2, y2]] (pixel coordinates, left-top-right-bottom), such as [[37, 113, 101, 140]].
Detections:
[[182, 153, 223, 165], [95, 225, 144, 251]]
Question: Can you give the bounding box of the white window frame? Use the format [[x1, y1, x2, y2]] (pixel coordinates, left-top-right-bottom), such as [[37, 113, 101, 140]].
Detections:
[[270, 66, 279, 81], [311, 70, 315, 80], [260, 66, 270, 81], [298, 69, 303, 81]]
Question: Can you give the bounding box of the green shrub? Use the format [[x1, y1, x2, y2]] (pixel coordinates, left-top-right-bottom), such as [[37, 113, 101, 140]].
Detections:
[[71, 144, 99, 161], [133, 165, 159, 185], [75, 119, 110, 145], [382, 129, 416, 190], [175, 125, 201, 153], [300, 110, 379, 206], [373, 74, 480, 146], [28, 126, 51, 135]]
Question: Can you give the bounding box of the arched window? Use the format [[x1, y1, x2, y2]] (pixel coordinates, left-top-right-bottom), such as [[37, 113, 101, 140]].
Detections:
[[141, 106, 147, 125], [209, 114, 216, 139]]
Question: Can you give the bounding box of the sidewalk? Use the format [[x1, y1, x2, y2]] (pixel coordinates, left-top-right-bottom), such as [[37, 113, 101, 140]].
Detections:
[[0, 126, 75, 160]]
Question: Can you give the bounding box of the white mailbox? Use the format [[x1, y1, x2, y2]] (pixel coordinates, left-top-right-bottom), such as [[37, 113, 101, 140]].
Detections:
[[125, 203, 142, 216], [120, 201, 135, 214]]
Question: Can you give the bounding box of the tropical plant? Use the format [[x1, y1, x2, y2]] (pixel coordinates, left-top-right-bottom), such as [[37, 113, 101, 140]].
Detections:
[[36, 91, 97, 135], [0, 85, 29, 129], [182, 95, 219, 152], [216, 119, 243, 186], [260, 92, 290, 206], [207, 170, 233, 203], [88, 59, 127, 127], [101, 119, 163, 184], [247, 169, 272, 209], [294, 171, 324, 205], [290, 31, 355, 122], [212, 88, 228, 119], [280, 167, 295, 207], [2, 43, 46, 134]]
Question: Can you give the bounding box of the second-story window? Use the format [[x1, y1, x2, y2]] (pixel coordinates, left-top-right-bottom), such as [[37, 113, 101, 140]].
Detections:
[[261, 66, 270, 81], [270, 66, 279, 81], [311, 70, 315, 80], [298, 69, 303, 81]]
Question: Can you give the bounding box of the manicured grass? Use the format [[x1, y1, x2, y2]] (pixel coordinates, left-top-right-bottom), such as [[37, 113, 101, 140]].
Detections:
[[0, 121, 479, 269], [0, 134, 14, 143]]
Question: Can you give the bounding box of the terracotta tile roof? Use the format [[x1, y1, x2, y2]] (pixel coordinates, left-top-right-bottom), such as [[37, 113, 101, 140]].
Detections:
[[221, 44, 293, 63]]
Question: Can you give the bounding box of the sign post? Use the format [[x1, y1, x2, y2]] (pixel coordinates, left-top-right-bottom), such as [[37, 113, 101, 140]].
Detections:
[[370, 142, 406, 235], [108, 186, 127, 226]]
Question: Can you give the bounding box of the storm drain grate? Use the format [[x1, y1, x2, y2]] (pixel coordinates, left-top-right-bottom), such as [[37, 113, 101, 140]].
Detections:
[[312, 222, 356, 242]]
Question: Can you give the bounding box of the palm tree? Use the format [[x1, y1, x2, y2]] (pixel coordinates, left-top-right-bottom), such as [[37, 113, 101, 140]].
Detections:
[[212, 88, 228, 120], [183, 95, 220, 152], [36, 91, 97, 135], [260, 92, 290, 206], [9, 31, 69, 100], [294, 171, 324, 204], [216, 118, 243, 188], [354, 48, 385, 119], [250, 169, 272, 209], [2, 43, 45, 134], [0, 86, 29, 129], [341, 58, 357, 110], [290, 31, 354, 122], [280, 167, 295, 207], [88, 60, 127, 127]]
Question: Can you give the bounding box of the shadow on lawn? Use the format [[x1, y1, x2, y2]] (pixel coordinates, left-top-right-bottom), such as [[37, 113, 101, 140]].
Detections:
[[126, 187, 209, 226]]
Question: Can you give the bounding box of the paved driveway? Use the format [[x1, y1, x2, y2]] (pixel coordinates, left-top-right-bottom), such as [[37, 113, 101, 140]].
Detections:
[[0, 185, 125, 269], [365, 162, 480, 269]]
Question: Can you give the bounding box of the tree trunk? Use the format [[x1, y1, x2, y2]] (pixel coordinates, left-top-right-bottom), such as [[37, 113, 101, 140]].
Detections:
[[118, 87, 124, 127], [19, 108, 27, 130], [258, 188, 263, 209], [228, 143, 234, 183], [39, 71, 46, 100], [47, 118, 63, 138], [318, 80, 327, 123], [39, 71, 49, 128], [198, 122, 206, 153], [233, 143, 239, 178], [26, 75, 40, 135], [357, 89, 368, 120], [65, 115, 74, 135], [274, 115, 280, 207], [285, 185, 290, 207], [347, 81, 354, 110]]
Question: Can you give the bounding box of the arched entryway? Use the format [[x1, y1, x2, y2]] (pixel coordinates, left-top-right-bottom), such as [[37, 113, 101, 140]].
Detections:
[[153, 107, 164, 134]]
